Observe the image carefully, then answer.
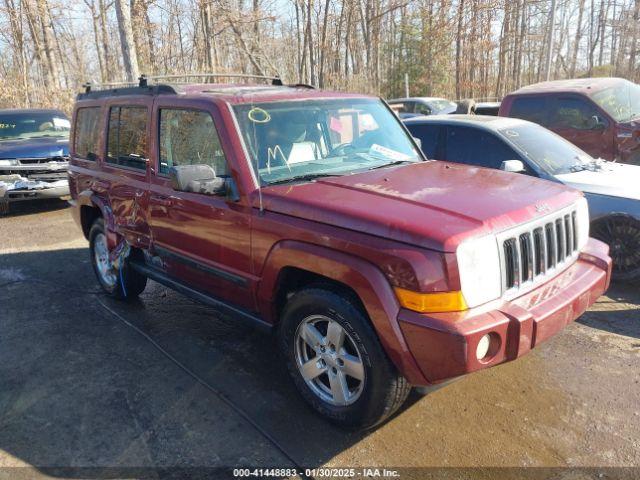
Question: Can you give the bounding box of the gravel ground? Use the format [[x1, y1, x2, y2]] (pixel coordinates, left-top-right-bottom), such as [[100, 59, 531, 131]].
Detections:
[[0, 199, 638, 479]]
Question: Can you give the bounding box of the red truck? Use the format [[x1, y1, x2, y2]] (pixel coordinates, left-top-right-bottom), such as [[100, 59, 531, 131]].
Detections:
[[499, 77, 640, 164], [68, 76, 611, 428]]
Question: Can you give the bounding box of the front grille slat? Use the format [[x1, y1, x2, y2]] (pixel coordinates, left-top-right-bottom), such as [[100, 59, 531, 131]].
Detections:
[[501, 207, 579, 294]]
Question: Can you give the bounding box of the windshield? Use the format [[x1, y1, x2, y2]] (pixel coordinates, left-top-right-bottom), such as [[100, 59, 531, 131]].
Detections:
[[0, 111, 70, 141], [591, 80, 640, 123], [233, 98, 422, 185], [498, 123, 594, 175]]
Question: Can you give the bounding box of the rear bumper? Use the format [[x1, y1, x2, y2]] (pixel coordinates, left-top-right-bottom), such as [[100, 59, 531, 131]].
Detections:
[[399, 238, 611, 384]]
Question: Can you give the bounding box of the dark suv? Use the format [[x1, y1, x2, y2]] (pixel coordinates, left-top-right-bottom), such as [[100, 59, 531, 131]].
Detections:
[[0, 109, 70, 213], [69, 76, 611, 428]]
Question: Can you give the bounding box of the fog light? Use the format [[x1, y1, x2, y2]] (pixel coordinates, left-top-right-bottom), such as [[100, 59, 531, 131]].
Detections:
[[476, 334, 491, 360]]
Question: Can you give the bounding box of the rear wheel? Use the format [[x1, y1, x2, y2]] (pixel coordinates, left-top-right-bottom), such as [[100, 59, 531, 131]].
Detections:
[[279, 287, 410, 429], [89, 218, 147, 299], [591, 215, 640, 282]]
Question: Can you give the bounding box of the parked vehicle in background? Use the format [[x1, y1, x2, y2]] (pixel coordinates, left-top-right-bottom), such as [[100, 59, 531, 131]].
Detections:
[[0, 108, 70, 214], [388, 97, 457, 119], [499, 78, 640, 165], [474, 102, 501, 116], [404, 114, 640, 281], [69, 76, 610, 429]]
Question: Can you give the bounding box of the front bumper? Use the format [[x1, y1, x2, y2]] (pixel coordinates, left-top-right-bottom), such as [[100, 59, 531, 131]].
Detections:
[[1, 181, 69, 202], [399, 238, 611, 384], [0, 162, 69, 202]]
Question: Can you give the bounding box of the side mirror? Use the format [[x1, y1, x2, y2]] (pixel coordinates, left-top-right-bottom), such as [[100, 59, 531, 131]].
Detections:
[[500, 160, 525, 173], [589, 115, 606, 130], [168, 164, 226, 195], [412, 136, 422, 149]]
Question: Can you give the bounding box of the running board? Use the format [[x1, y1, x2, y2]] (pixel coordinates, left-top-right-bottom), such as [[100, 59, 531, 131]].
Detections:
[[130, 261, 272, 332]]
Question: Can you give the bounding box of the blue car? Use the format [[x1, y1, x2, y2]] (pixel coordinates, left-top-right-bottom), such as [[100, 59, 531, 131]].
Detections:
[[405, 114, 640, 282], [0, 108, 70, 213]]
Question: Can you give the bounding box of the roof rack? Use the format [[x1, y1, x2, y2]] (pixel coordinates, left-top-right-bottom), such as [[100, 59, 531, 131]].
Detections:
[[146, 73, 284, 86], [78, 73, 314, 100]]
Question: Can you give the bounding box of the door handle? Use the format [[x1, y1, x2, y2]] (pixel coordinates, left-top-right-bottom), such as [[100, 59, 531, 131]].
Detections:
[[151, 194, 173, 207]]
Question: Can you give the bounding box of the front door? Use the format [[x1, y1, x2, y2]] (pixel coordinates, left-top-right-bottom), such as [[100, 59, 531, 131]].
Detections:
[[548, 95, 614, 160], [146, 99, 255, 311]]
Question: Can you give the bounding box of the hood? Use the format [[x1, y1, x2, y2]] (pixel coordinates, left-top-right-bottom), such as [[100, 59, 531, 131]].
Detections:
[[261, 161, 580, 252], [0, 137, 69, 159], [555, 161, 640, 201]]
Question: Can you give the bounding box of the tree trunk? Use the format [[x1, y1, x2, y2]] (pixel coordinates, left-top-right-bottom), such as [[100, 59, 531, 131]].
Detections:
[[114, 0, 140, 82]]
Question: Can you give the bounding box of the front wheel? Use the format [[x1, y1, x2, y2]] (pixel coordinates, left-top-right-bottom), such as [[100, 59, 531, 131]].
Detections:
[[278, 287, 410, 429], [89, 218, 147, 299], [591, 215, 640, 283]]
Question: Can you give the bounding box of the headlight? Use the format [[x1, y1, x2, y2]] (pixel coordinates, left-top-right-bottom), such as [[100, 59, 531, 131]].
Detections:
[[0, 159, 18, 166], [456, 234, 502, 308], [575, 196, 590, 251]]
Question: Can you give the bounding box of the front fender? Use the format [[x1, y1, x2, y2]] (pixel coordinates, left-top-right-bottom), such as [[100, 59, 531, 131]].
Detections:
[[258, 240, 428, 385]]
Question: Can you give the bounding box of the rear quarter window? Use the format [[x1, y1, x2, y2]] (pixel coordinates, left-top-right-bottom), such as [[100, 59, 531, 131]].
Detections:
[[509, 97, 549, 126], [74, 107, 101, 160], [106, 106, 148, 170]]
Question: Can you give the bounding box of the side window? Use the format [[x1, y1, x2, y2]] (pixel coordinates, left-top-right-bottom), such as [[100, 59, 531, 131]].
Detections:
[[406, 124, 442, 159], [551, 97, 601, 130], [446, 126, 519, 169], [391, 102, 412, 114], [509, 97, 549, 126], [74, 107, 101, 160], [106, 106, 148, 170], [414, 103, 432, 115], [159, 109, 229, 176]]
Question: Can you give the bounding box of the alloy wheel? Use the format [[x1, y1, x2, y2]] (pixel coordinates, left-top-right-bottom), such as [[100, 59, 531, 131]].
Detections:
[[294, 314, 366, 406], [94, 232, 117, 288]]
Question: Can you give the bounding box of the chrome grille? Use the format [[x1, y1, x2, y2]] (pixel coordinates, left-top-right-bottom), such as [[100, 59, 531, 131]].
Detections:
[[499, 204, 580, 295]]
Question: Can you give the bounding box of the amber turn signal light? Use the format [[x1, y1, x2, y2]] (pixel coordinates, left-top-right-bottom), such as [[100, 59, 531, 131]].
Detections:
[[394, 288, 468, 313]]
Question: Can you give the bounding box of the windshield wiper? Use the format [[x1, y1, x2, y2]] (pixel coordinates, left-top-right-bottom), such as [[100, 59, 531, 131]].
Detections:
[[267, 172, 341, 186], [368, 160, 417, 170]]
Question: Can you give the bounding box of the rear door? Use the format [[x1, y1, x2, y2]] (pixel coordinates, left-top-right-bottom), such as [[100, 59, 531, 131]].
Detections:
[[102, 100, 152, 248], [147, 98, 254, 311], [547, 95, 613, 159]]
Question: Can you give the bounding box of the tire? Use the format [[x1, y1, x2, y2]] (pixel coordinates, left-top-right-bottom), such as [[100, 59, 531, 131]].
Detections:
[[0, 200, 9, 216], [591, 215, 640, 283], [89, 218, 147, 299], [278, 287, 410, 429]]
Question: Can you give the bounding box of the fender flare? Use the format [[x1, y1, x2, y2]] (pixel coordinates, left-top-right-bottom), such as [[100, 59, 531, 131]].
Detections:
[[258, 240, 428, 385], [77, 190, 118, 248]]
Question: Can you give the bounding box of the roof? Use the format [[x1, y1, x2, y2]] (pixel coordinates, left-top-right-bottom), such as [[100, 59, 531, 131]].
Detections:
[[388, 97, 450, 103], [402, 114, 529, 131], [77, 82, 372, 104], [508, 77, 626, 96], [0, 108, 67, 116]]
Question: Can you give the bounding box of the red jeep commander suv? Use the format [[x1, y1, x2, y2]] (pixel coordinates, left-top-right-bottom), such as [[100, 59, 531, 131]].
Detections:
[[69, 75, 611, 428]]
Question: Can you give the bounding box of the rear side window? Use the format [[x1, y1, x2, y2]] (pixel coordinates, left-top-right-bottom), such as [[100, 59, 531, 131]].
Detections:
[[445, 126, 520, 169], [405, 124, 442, 159], [158, 109, 228, 176], [107, 106, 148, 170], [74, 107, 101, 160], [509, 97, 549, 126]]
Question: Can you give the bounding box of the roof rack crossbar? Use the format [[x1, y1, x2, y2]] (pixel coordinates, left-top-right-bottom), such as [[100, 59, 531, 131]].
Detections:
[[146, 73, 283, 85]]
